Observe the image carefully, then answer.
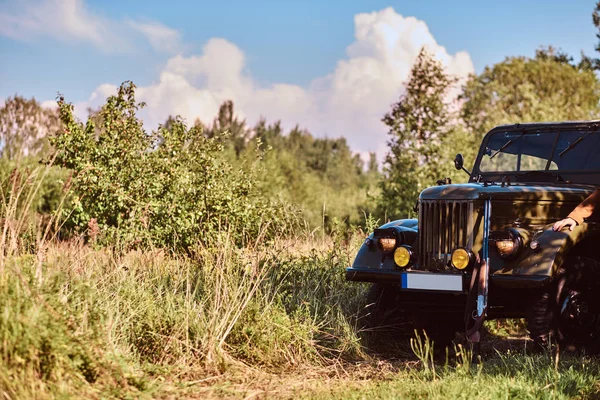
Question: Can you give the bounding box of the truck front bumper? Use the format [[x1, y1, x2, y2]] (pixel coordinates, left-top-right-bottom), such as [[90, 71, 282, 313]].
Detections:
[[346, 267, 550, 290]]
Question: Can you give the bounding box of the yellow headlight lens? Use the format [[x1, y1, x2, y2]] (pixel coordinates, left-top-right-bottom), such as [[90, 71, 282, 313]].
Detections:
[[451, 248, 471, 270], [378, 237, 396, 253], [394, 246, 411, 267]]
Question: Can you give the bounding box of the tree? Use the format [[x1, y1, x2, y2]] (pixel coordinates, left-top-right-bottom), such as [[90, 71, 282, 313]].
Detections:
[[378, 48, 457, 220], [206, 100, 249, 157], [590, 1, 600, 70], [461, 52, 600, 142], [0, 96, 61, 160]]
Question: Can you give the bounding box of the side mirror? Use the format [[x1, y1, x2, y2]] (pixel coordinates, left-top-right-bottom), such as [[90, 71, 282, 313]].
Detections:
[[454, 154, 464, 171], [454, 153, 472, 177]]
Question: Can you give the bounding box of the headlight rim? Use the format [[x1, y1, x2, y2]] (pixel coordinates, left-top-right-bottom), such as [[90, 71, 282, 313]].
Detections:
[[450, 247, 475, 271], [393, 245, 413, 268], [492, 228, 526, 260]]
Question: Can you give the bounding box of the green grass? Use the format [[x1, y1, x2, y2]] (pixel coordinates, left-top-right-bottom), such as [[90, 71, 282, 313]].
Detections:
[[0, 235, 369, 398], [3, 238, 600, 399], [305, 354, 600, 399], [1, 164, 600, 399]]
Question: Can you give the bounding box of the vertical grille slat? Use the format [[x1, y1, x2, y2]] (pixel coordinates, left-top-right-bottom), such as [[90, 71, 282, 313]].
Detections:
[[419, 200, 474, 271], [447, 202, 453, 264], [461, 203, 468, 246], [434, 203, 440, 261]]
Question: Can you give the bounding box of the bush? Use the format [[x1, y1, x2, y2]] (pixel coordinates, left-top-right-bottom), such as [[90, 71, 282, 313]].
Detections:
[[50, 82, 295, 250]]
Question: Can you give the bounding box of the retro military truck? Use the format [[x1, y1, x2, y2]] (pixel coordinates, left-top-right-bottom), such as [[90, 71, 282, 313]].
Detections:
[[347, 121, 600, 352]]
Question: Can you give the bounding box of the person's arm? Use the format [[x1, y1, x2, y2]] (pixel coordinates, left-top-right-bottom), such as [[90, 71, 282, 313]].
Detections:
[[567, 188, 600, 224], [553, 188, 600, 231]]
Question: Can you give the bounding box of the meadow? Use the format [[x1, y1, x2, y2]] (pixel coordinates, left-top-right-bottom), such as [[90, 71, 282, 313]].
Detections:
[[1, 165, 599, 399]]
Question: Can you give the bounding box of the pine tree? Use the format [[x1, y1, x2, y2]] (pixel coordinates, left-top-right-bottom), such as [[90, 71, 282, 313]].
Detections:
[[378, 48, 456, 220]]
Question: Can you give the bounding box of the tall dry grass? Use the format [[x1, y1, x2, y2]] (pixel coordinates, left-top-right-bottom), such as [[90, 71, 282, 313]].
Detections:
[[0, 163, 368, 398]]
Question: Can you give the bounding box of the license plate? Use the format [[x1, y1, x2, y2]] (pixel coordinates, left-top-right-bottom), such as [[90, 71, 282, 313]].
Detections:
[[401, 272, 463, 292]]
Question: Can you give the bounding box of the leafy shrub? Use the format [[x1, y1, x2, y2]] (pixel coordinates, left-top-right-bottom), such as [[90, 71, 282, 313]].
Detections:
[[50, 82, 295, 250]]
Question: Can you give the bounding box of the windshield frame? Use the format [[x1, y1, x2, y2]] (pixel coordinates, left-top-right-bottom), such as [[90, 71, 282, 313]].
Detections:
[[470, 121, 600, 185]]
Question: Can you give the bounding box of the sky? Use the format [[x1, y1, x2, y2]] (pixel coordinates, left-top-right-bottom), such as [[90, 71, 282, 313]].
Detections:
[[0, 0, 598, 159]]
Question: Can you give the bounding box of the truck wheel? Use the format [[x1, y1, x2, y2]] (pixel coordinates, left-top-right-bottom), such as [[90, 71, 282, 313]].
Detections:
[[361, 283, 405, 334], [526, 289, 554, 351], [554, 255, 600, 354], [413, 317, 462, 352], [360, 283, 417, 352], [360, 284, 460, 352]]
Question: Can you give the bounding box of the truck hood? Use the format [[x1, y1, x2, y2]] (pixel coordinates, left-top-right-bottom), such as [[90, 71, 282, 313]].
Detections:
[[420, 183, 596, 202]]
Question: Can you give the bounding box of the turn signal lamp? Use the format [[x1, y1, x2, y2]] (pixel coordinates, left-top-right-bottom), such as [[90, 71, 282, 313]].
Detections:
[[394, 246, 412, 268], [451, 248, 473, 270]]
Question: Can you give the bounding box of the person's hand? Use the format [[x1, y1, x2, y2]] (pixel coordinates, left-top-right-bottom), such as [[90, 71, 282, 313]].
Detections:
[[552, 217, 578, 232]]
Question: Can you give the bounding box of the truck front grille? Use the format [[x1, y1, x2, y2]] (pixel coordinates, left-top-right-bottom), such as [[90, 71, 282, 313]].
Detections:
[[418, 200, 474, 270]]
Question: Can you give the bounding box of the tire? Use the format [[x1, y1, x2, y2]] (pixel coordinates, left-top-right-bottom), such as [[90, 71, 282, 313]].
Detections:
[[526, 255, 600, 354], [554, 255, 600, 354], [360, 283, 407, 336], [526, 289, 554, 351], [360, 284, 460, 352]]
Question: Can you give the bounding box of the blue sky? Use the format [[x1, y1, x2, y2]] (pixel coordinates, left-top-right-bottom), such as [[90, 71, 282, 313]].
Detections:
[[0, 0, 598, 156]]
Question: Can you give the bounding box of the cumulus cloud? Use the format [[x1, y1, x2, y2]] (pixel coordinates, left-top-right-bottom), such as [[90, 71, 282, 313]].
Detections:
[[0, 0, 181, 53], [77, 7, 475, 157]]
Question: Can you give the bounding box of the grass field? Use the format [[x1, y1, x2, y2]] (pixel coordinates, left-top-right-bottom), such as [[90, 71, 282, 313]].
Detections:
[[1, 233, 600, 399], [0, 163, 597, 399]]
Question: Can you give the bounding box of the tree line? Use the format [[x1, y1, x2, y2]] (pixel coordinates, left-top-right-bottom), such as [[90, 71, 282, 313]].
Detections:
[[2, 5, 600, 247]]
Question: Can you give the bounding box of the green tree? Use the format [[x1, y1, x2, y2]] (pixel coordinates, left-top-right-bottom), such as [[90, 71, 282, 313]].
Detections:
[[461, 52, 600, 144], [206, 100, 249, 157], [378, 48, 457, 220], [243, 118, 379, 230]]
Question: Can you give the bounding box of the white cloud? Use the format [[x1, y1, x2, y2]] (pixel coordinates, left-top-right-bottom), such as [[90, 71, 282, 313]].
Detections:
[[0, 0, 181, 53], [128, 20, 182, 53], [74, 7, 475, 157], [0, 0, 128, 51]]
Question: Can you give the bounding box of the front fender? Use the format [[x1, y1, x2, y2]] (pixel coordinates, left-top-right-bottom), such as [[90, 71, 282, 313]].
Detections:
[[349, 219, 417, 273], [492, 222, 599, 284]]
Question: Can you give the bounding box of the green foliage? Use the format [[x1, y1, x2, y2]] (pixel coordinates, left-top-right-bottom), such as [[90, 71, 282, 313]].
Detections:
[[50, 82, 292, 249], [0, 157, 67, 217], [245, 119, 380, 230], [378, 48, 459, 220], [205, 99, 249, 157], [461, 52, 600, 141]]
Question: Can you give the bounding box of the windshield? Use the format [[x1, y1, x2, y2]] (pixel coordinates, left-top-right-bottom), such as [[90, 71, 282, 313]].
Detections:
[[479, 130, 600, 173]]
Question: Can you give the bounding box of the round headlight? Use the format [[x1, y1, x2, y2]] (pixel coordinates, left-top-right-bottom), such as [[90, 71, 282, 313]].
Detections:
[[394, 246, 412, 268], [495, 240, 517, 258], [451, 248, 473, 270], [493, 229, 526, 259], [378, 237, 397, 253]]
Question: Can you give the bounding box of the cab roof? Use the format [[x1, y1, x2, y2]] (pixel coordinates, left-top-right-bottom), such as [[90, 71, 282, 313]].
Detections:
[[492, 120, 600, 131]]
